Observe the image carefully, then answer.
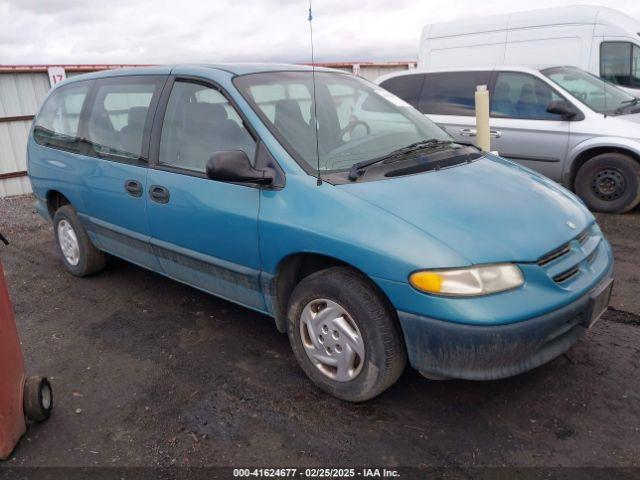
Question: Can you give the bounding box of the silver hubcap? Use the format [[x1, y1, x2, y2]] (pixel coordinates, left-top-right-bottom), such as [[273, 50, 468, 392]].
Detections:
[[57, 220, 80, 266], [299, 298, 365, 382]]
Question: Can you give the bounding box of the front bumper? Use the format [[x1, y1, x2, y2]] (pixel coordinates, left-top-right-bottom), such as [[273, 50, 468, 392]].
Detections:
[[398, 276, 613, 380]]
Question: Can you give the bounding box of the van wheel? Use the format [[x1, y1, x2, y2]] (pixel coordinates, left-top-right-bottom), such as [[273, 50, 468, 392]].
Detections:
[[575, 153, 640, 213], [286, 267, 406, 402], [53, 205, 106, 276]]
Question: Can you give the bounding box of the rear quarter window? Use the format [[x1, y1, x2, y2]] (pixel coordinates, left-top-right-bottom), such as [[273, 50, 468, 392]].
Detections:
[[418, 71, 492, 116], [33, 81, 91, 152]]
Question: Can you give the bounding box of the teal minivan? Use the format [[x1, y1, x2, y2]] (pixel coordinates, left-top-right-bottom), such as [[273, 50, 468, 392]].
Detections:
[[28, 64, 614, 401]]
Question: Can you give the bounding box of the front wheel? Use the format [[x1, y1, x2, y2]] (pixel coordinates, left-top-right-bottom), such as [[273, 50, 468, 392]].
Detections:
[[286, 267, 406, 402], [574, 153, 640, 213]]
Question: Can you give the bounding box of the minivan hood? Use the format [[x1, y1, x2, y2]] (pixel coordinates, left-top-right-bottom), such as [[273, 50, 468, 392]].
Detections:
[[614, 112, 640, 125], [338, 155, 594, 265]]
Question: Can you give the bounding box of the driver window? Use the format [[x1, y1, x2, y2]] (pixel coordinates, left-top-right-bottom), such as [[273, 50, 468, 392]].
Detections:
[[159, 81, 256, 172], [491, 73, 564, 120]]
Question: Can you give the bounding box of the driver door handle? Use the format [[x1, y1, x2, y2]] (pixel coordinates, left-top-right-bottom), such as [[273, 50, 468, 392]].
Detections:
[[149, 185, 170, 204], [124, 179, 143, 197]]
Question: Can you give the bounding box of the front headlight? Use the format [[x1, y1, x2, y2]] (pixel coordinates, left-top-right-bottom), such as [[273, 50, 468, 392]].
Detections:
[[409, 264, 524, 296]]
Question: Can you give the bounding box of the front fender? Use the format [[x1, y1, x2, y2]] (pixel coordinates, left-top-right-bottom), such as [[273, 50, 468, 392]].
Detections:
[[563, 136, 640, 185]]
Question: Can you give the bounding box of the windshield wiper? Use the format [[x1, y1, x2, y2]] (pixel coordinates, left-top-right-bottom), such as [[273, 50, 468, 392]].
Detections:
[[614, 97, 639, 115], [347, 139, 455, 181]]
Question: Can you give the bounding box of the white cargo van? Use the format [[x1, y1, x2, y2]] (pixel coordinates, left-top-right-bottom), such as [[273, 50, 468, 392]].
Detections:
[[418, 5, 640, 95]]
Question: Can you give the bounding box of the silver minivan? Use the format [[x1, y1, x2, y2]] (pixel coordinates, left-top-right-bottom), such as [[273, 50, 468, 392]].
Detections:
[[376, 65, 640, 213]]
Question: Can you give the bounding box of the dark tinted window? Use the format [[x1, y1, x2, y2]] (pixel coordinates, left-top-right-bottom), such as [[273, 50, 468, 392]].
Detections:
[[492, 72, 563, 120], [33, 82, 91, 152], [601, 42, 640, 88], [85, 77, 164, 163], [418, 71, 491, 116], [159, 81, 256, 172], [378, 74, 425, 108]]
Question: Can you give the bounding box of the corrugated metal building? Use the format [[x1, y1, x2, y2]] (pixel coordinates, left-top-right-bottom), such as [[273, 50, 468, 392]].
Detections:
[[0, 61, 414, 197]]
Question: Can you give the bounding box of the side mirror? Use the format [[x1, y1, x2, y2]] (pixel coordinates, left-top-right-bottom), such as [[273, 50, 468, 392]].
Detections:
[[547, 100, 579, 120], [206, 150, 274, 185]]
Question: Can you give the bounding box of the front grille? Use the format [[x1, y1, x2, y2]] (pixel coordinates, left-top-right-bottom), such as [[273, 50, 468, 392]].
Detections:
[[535, 226, 600, 285], [537, 244, 571, 267], [553, 266, 580, 283]]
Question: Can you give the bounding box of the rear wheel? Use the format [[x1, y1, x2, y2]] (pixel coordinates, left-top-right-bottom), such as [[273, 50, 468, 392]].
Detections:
[[53, 205, 106, 276], [286, 267, 406, 402], [575, 153, 640, 213]]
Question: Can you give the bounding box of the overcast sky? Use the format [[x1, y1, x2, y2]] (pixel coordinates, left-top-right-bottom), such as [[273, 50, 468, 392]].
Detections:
[[0, 0, 639, 65]]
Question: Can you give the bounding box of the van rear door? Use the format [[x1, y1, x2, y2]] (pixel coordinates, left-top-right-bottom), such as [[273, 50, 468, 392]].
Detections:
[[76, 75, 167, 270]]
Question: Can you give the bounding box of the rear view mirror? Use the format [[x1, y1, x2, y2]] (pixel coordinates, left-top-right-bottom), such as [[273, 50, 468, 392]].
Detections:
[[206, 150, 274, 185], [547, 100, 579, 120]]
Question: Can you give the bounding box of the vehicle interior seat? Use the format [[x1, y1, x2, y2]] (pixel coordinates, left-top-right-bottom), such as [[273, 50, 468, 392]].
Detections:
[[534, 81, 553, 118], [87, 103, 118, 155], [179, 102, 254, 170], [516, 84, 537, 118], [492, 82, 514, 116], [120, 106, 148, 157], [274, 99, 316, 161]]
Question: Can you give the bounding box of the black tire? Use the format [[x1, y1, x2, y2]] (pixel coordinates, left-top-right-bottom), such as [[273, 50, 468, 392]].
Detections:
[[23, 376, 53, 423], [574, 153, 640, 213], [53, 205, 106, 276], [286, 267, 406, 402]]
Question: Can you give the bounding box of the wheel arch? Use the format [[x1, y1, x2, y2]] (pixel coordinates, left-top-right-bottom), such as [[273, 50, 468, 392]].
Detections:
[[567, 144, 640, 190], [45, 190, 71, 219], [271, 252, 397, 334]]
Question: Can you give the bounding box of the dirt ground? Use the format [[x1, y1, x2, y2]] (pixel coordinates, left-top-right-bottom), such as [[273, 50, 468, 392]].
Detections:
[[0, 194, 638, 470]]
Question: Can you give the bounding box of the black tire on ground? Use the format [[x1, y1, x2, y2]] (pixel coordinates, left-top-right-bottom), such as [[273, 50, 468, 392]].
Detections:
[[23, 376, 53, 423], [53, 205, 106, 276], [574, 153, 640, 213], [286, 267, 406, 402]]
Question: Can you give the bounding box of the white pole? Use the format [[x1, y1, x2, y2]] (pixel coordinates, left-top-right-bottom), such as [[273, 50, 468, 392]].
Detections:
[[475, 85, 490, 151]]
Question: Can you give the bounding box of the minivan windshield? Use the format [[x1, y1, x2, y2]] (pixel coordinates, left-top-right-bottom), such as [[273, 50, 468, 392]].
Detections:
[[543, 67, 637, 115], [234, 71, 453, 172]]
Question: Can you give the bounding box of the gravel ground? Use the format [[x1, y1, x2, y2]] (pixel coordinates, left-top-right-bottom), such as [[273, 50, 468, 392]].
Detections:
[[0, 194, 638, 470]]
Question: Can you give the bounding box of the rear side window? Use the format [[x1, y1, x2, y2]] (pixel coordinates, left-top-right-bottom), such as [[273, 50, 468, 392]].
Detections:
[[33, 82, 91, 152], [159, 80, 256, 172], [491, 72, 563, 120], [378, 74, 425, 108], [85, 77, 164, 163], [418, 71, 492, 116], [601, 42, 640, 88]]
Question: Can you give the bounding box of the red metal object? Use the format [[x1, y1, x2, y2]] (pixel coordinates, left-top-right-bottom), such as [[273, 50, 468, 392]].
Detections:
[[0, 259, 26, 460]]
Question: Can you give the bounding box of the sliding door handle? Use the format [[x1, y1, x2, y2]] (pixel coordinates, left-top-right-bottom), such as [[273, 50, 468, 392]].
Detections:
[[149, 185, 170, 204], [459, 128, 477, 137]]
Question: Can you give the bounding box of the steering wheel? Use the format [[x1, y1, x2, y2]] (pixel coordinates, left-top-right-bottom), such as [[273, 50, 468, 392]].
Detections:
[[339, 119, 371, 141]]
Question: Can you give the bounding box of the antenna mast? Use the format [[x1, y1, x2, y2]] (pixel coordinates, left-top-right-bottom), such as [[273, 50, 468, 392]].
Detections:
[[308, 0, 322, 185]]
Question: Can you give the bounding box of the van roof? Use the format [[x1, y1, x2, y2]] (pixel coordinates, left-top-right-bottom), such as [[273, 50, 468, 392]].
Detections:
[[422, 5, 640, 41], [62, 63, 342, 82], [375, 64, 583, 84]]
